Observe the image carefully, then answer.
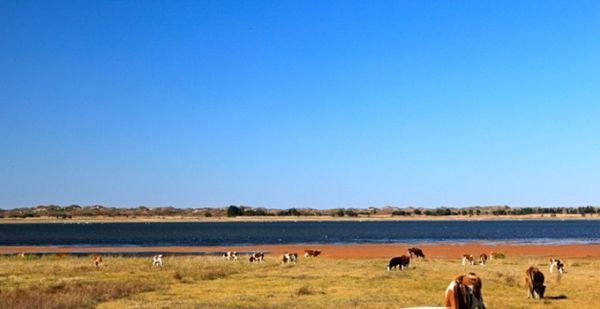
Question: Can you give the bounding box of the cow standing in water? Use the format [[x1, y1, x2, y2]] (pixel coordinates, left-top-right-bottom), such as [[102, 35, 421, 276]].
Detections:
[[525, 266, 546, 299], [387, 255, 410, 271], [445, 272, 486, 309], [94, 255, 103, 268], [408, 247, 425, 259]]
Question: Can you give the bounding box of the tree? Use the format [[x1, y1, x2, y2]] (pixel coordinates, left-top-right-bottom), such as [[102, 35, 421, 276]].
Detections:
[[226, 205, 242, 217], [345, 209, 358, 217]]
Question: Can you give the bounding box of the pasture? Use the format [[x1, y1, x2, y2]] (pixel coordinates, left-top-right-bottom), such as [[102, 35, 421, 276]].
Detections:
[[0, 253, 598, 308]]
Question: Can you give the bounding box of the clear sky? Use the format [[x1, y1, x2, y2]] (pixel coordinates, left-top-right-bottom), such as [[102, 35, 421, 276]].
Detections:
[[2, 1, 600, 209]]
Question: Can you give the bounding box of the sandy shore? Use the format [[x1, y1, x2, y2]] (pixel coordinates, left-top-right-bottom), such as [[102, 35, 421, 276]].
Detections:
[[2, 243, 599, 258]]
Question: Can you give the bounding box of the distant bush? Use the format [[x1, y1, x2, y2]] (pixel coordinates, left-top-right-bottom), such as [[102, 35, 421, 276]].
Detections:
[[226, 206, 242, 217], [345, 210, 358, 217]]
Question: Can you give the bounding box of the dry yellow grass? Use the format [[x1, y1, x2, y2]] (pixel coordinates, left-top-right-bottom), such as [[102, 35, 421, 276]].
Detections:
[[0, 254, 598, 308]]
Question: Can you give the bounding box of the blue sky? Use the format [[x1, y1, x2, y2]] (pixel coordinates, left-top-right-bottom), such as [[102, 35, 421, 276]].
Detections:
[[2, 1, 600, 209]]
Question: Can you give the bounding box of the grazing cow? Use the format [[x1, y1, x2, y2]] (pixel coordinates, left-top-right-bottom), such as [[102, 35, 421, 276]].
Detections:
[[445, 272, 486, 309], [462, 254, 475, 266], [282, 252, 298, 264], [479, 253, 488, 266], [56, 252, 69, 258], [549, 258, 565, 274], [94, 255, 103, 268], [152, 254, 163, 267], [223, 251, 238, 261], [304, 250, 321, 257], [387, 255, 410, 271], [408, 247, 425, 259], [489, 252, 505, 260], [17, 252, 26, 258], [249, 252, 265, 263], [525, 266, 545, 299]]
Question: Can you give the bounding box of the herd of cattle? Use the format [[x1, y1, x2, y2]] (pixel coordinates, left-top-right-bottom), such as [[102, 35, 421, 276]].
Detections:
[[387, 248, 567, 308], [19, 247, 567, 309], [222, 249, 321, 264], [90, 249, 321, 268]]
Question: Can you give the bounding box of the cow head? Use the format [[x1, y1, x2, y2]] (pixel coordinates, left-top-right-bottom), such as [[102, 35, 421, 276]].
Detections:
[[533, 284, 546, 299]]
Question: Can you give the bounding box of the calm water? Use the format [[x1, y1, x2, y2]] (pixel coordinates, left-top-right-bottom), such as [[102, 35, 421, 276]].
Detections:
[[0, 220, 598, 246]]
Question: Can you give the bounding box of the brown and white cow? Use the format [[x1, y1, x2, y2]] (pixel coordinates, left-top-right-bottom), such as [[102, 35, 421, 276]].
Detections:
[[282, 252, 298, 264], [223, 251, 238, 261], [462, 254, 475, 266], [549, 258, 565, 274], [445, 272, 486, 309], [387, 255, 410, 271], [525, 266, 545, 299], [408, 247, 425, 259], [479, 253, 488, 266], [304, 250, 321, 257], [94, 255, 103, 268], [249, 252, 265, 263]]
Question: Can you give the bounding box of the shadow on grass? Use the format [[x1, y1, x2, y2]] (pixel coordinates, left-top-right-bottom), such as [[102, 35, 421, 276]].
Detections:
[[546, 295, 568, 300]]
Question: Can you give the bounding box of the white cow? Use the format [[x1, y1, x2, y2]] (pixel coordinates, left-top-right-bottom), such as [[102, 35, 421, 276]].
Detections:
[[152, 254, 163, 267], [549, 258, 565, 274]]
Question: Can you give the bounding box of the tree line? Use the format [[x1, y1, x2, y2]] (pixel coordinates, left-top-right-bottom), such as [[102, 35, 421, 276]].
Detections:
[[0, 204, 598, 219]]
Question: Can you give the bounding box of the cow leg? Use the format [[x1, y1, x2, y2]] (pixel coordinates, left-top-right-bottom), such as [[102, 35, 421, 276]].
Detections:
[[527, 286, 535, 299]]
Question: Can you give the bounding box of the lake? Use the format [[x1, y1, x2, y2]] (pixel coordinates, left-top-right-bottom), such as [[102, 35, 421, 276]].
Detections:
[[0, 220, 598, 246]]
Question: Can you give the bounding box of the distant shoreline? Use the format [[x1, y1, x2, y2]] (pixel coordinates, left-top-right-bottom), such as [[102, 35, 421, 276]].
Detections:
[[0, 214, 598, 223], [2, 242, 599, 258]]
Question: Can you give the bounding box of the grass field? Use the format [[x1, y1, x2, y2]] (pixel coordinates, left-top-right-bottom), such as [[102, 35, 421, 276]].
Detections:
[[0, 254, 598, 308]]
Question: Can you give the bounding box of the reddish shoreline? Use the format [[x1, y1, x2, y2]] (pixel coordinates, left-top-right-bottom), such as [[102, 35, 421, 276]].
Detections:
[[2, 243, 599, 258]]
